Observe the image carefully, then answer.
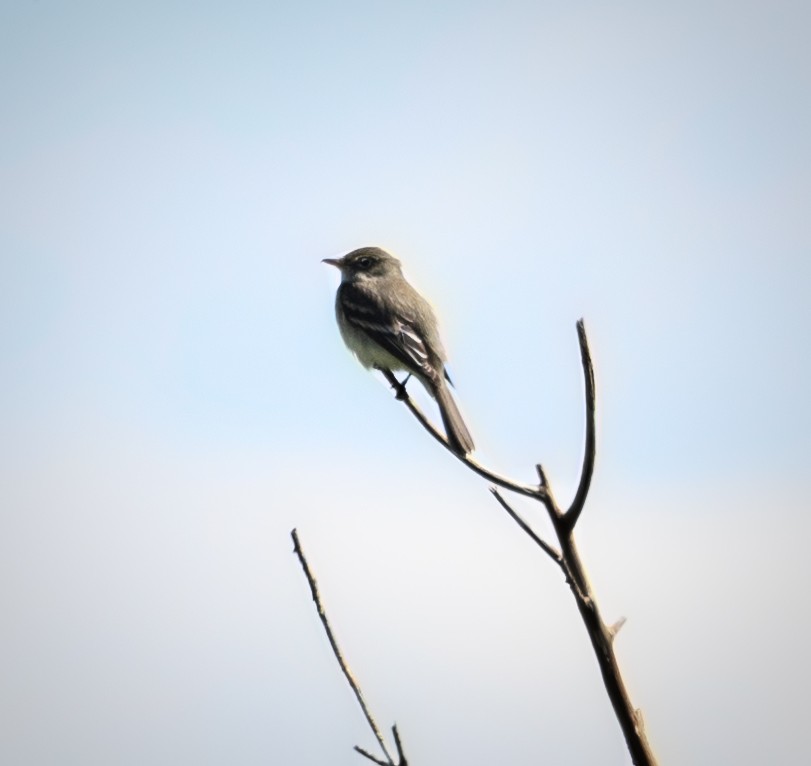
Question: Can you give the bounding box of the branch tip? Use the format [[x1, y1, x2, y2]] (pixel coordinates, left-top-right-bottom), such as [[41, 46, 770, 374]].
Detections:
[[564, 318, 597, 530], [392, 724, 407, 765]]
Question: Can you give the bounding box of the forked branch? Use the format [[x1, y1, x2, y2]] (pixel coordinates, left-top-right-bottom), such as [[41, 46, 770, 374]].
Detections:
[[382, 319, 658, 766], [355, 725, 408, 766]]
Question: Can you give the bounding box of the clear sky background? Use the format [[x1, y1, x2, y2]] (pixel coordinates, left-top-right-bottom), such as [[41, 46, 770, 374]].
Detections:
[[1, 1, 809, 764]]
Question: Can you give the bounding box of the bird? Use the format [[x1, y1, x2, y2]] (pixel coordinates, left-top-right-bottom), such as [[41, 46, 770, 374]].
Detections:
[[323, 246, 475, 456]]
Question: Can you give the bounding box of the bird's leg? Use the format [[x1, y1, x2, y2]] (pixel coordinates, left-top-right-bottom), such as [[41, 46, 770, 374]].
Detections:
[[377, 367, 411, 401]]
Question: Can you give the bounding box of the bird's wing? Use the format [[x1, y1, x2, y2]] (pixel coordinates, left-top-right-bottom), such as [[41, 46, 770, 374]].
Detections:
[[340, 286, 434, 378]]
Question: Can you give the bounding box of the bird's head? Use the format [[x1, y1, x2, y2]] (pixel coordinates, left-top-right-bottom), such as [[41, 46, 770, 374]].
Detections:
[[322, 246, 402, 282]]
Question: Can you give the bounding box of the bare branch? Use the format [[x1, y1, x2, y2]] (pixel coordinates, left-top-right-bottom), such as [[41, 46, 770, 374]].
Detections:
[[354, 746, 391, 766], [490, 488, 562, 565], [379, 369, 543, 499], [291, 529, 395, 765], [564, 319, 596, 531], [392, 725, 408, 766]]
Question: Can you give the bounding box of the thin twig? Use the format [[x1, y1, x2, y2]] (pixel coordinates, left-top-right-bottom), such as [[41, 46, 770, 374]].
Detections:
[[291, 529, 395, 765], [354, 746, 391, 766], [490, 488, 562, 565], [491, 484, 591, 605], [392, 725, 408, 766], [379, 369, 543, 499], [535, 464, 563, 519], [356, 725, 407, 766], [564, 318, 596, 531]]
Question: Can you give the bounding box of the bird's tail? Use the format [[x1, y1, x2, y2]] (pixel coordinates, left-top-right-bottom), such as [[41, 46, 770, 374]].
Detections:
[[433, 379, 475, 456]]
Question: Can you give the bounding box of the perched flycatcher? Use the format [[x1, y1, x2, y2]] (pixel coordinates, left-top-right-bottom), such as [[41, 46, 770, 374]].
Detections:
[[323, 246, 475, 456]]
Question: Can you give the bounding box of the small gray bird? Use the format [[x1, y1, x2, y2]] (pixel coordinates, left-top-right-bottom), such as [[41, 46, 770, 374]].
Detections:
[[323, 246, 475, 456]]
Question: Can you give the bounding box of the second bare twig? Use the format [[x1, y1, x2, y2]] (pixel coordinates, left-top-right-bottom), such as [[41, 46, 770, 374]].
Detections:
[[291, 529, 401, 765]]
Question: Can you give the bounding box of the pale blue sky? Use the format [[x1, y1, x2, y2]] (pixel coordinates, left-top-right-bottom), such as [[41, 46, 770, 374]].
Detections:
[[1, 2, 809, 764]]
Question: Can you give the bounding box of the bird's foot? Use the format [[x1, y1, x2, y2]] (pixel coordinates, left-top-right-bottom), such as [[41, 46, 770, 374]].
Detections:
[[377, 367, 410, 400]]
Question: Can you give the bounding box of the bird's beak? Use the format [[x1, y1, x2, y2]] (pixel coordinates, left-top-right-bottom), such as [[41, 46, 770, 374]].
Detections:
[[322, 257, 343, 269]]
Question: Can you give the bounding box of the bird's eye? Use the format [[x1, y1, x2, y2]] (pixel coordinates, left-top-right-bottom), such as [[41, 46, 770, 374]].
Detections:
[[357, 256, 372, 268]]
